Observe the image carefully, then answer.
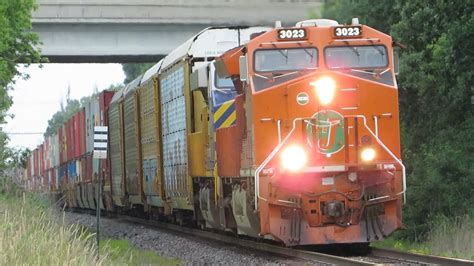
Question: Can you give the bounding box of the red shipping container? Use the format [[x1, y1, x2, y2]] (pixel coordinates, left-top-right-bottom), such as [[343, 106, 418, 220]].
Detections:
[[26, 156, 31, 178], [86, 153, 93, 182], [39, 144, 44, 177], [74, 113, 80, 158], [76, 111, 82, 158], [58, 126, 64, 164], [43, 169, 48, 187], [100, 91, 115, 125], [47, 138, 51, 170], [43, 139, 48, 170], [67, 117, 74, 161], [79, 108, 86, 156], [65, 120, 70, 161], [69, 117, 73, 160], [33, 149, 38, 177], [51, 168, 56, 190], [100, 91, 114, 185]]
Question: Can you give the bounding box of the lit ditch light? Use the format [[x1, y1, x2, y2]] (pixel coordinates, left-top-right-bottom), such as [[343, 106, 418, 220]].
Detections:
[[281, 145, 307, 172], [361, 147, 376, 162]]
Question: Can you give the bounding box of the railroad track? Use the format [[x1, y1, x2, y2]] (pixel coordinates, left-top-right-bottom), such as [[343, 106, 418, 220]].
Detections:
[[118, 215, 474, 265], [367, 248, 473, 265]]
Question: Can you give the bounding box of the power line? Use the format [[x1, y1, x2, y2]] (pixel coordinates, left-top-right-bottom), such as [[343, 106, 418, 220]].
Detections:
[[4, 132, 44, 135]]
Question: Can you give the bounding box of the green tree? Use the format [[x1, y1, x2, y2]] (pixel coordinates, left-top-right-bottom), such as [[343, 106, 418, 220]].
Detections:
[[122, 63, 155, 83], [44, 84, 124, 137], [0, 0, 44, 167], [321, 0, 474, 240], [4, 147, 30, 169], [322, 0, 399, 34], [44, 86, 81, 137]]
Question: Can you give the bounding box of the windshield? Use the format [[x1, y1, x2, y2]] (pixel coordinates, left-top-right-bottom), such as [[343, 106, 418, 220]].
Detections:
[[325, 45, 388, 69], [213, 74, 236, 106], [254, 48, 318, 72]]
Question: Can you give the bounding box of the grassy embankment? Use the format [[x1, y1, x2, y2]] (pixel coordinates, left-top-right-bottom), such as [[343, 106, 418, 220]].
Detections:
[[373, 216, 474, 260], [0, 177, 180, 265]]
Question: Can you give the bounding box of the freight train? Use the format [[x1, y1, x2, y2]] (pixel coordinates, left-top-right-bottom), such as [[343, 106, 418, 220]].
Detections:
[[26, 19, 405, 246]]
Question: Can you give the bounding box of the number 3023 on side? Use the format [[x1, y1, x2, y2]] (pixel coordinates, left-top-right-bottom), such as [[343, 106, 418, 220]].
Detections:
[[277, 28, 307, 40], [333, 26, 362, 38]]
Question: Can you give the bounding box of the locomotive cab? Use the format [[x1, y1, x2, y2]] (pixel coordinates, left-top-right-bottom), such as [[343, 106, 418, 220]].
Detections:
[[216, 19, 405, 245]]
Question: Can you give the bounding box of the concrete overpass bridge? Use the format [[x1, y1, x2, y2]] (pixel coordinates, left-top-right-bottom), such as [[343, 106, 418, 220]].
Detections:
[[33, 0, 323, 63]]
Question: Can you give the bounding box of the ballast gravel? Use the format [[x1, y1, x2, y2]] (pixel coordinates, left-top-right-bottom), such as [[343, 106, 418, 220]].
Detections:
[[64, 212, 308, 265]]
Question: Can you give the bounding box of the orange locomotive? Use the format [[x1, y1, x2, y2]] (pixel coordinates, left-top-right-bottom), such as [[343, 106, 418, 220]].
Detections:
[[214, 19, 405, 245]]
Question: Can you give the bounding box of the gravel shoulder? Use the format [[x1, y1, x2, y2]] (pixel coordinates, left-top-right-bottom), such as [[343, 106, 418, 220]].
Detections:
[[64, 212, 309, 265]]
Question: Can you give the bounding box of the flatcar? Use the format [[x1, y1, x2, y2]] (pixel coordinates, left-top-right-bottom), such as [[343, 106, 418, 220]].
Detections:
[[27, 19, 405, 247]]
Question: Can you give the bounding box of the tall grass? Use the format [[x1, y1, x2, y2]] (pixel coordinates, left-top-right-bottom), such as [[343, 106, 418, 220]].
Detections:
[[374, 215, 474, 260], [426, 215, 474, 260], [0, 177, 105, 265], [0, 177, 180, 265]]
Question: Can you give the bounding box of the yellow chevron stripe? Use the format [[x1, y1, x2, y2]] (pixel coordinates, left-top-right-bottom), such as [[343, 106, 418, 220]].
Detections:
[[213, 100, 234, 122], [220, 110, 236, 128]]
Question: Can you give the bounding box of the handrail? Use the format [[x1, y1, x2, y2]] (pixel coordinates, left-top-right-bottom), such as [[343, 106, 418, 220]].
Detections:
[[254, 117, 306, 211], [254, 114, 406, 211], [346, 115, 406, 203]]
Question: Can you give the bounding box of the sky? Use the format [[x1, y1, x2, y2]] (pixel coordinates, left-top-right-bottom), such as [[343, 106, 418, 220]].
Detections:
[[4, 64, 125, 150]]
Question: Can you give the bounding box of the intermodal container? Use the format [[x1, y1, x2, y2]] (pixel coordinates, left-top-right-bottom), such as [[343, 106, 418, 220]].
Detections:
[[43, 138, 49, 171], [98, 91, 114, 183], [39, 144, 44, 178], [74, 113, 80, 159], [30, 154, 35, 177], [100, 91, 114, 123], [65, 120, 69, 161], [75, 111, 81, 158], [85, 95, 98, 154], [58, 127, 64, 164], [59, 164, 66, 187], [86, 153, 93, 181], [76, 159, 82, 182], [36, 147, 39, 178], [27, 155, 32, 179], [66, 119, 71, 161], [82, 157, 87, 181], [79, 107, 86, 156], [54, 167, 60, 190], [33, 148, 38, 177], [52, 133, 59, 168], [50, 168, 56, 190], [68, 117, 75, 161], [45, 169, 50, 188], [68, 160, 77, 183]]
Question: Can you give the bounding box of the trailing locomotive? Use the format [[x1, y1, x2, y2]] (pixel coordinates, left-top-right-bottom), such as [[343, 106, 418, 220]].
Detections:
[[27, 19, 405, 246]]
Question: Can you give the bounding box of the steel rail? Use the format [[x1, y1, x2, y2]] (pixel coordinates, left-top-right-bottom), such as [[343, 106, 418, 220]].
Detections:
[[370, 247, 474, 266], [119, 215, 372, 265], [71, 210, 474, 265]]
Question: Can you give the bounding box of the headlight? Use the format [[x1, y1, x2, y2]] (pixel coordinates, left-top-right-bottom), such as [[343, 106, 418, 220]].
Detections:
[[281, 145, 307, 172], [310, 76, 336, 105], [361, 147, 376, 162]]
